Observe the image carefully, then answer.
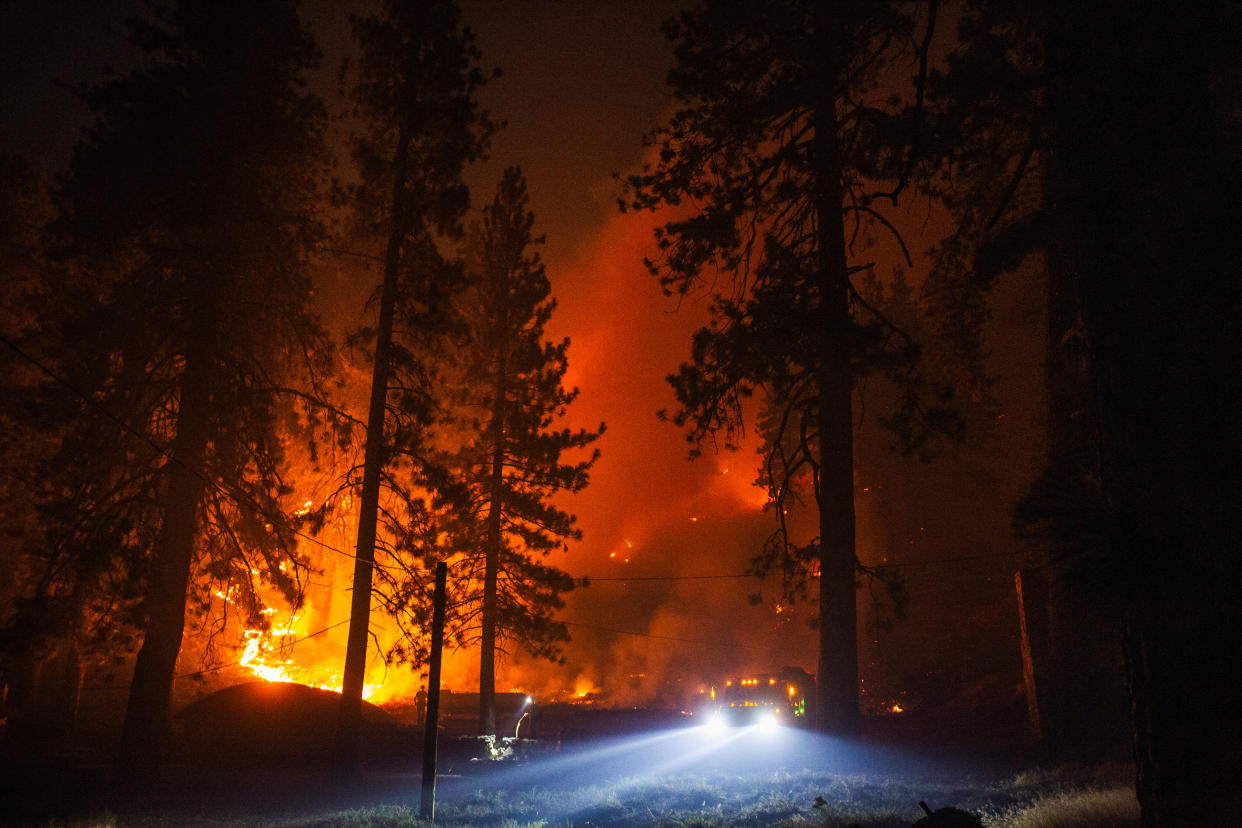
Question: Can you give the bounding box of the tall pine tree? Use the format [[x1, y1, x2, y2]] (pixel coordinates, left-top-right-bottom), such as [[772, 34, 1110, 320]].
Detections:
[[33, 0, 333, 768], [454, 168, 602, 738], [624, 0, 955, 736], [333, 0, 495, 771]]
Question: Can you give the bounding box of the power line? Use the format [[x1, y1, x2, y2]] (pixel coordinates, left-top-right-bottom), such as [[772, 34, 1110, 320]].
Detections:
[[2, 334, 1022, 595]]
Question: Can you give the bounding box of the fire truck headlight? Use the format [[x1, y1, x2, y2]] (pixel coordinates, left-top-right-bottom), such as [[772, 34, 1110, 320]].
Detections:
[[756, 710, 779, 730]]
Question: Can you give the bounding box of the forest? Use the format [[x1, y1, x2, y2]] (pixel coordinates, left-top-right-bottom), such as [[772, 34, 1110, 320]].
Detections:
[[1, 1, 1239, 826]]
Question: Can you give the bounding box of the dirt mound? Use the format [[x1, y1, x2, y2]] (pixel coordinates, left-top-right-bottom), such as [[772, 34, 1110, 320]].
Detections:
[[173, 681, 401, 767]]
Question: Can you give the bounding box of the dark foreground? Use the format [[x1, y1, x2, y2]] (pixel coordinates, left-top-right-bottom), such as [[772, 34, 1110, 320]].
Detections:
[[0, 713, 1137, 827]]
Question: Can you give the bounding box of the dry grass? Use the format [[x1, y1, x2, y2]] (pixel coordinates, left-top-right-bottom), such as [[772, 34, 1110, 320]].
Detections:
[[982, 786, 1139, 828], [981, 763, 1139, 828]]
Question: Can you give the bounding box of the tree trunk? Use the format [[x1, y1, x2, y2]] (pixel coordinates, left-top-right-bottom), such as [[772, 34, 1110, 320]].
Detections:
[[812, 47, 860, 739], [478, 427, 502, 738], [335, 116, 411, 774], [479, 300, 510, 739], [120, 300, 216, 770]]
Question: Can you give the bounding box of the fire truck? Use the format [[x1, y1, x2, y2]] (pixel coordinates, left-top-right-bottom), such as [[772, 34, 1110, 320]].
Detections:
[[706, 667, 813, 727]]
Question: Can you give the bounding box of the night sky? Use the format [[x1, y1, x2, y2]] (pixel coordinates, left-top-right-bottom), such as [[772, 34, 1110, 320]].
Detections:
[[1, 1, 1044, 709]]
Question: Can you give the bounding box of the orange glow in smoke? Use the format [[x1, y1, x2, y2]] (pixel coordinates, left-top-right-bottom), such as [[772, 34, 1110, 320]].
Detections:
[[201, 192, 819, 711]]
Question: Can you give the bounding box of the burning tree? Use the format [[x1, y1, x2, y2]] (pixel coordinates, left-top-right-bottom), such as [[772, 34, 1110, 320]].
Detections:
[[1, 0, 335, 768], [623, 0, 959, 736], [451, 168, 603, 738], [332, 0, 496, 771]]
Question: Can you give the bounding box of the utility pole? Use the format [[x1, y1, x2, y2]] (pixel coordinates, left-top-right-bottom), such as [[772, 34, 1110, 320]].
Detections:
[[420, 561, 447, 822]]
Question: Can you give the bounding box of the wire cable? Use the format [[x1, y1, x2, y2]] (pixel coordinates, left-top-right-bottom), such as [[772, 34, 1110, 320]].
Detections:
[[2, 333, 1024, 595]]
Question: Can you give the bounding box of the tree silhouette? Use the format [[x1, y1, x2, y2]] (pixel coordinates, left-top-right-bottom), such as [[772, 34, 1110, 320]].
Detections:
[[0, 155, 90, 748], [453, 168, 602, 737], [1043, 2, 1242, 822], [928, 1, 1242, 820], [333, 0, 495, 771], [623, 0, 955, 736], [17, 0, 334, 769], [926, 1, 1131, 761]]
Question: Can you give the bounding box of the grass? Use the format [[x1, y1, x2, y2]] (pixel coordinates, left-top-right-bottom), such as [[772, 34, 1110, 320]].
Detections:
[[980, 763, 1139, 828], [982, 787, 1139, 828], [4, 757, 1138, 827], [259, 764, 1134, 828]]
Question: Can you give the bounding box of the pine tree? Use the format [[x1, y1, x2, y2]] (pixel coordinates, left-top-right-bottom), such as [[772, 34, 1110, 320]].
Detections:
[[623, 0, 956, 736], [333, 0, 495, 771], [23, 0, 334, 769], [922, 1, 1129, 761], [454, 168, 602, 737]]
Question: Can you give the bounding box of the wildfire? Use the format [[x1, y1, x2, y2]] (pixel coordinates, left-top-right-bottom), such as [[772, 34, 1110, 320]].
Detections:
[[574, 678, 600, 696], [238, 621, 380, 699], [239, 628, 299, 684], [208, 488, 522, 706]]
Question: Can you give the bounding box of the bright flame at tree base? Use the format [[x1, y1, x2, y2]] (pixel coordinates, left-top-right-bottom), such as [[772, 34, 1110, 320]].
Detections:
[[239, 624, 380, 700]]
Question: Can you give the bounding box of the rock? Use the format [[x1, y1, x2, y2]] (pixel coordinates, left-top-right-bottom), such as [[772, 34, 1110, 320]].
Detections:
[[912, 800, 984, 828]]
